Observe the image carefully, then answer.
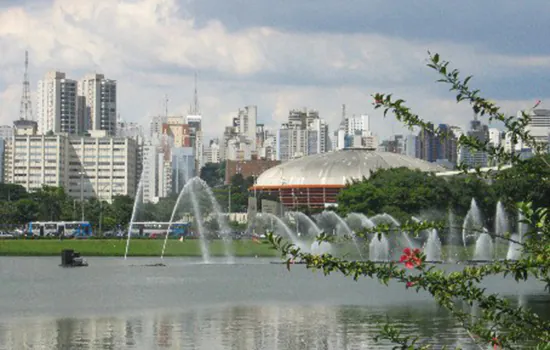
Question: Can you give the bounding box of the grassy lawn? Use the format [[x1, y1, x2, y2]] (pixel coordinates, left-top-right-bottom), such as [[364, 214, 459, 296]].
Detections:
[[0, 239, 279, 257], [0, 238, 511, 259]]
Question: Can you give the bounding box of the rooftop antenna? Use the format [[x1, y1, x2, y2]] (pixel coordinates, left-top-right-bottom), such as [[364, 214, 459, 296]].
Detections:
[[342, 104, 346, 121], [339, 104, 347, 129], [19, 50, 33, 121], [164, 94, 169, 118], [192, 71, 200, 115]]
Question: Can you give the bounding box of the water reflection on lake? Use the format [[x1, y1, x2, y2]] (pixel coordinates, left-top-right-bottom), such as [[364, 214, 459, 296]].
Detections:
[[0, 304, 469, 349], [0, 257, 547, 349]]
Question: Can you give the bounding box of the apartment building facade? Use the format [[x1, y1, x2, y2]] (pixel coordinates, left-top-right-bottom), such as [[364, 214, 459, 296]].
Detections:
[[3, 134, 137, 202]]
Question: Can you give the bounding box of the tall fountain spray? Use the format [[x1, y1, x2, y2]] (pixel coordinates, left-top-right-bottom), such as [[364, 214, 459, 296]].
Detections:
[[256, 213, 301, 246], [495, 201, 509, 258], [160, 177, 233, 262], [289, 212, 322, 236], [124, 172, 145, 260], [316, 211, 364, 258], [369, 234, 390, 261], [199, 178, 234, 263], [518, 211, 528, 243], [506, 234, 521, 260], [161, 180, 191, 260], [320, 211, 354, 236], [346, 213, 375, 230], [371, 213, 416, 253], [423, 229, 442, 261], [462, 198, 484, 246], [186, 179, 210, 263], [495, 201, 509, 239], [473, 229, 494, 261], [506, 211, 528, 260], [446, 210, 461, 262]]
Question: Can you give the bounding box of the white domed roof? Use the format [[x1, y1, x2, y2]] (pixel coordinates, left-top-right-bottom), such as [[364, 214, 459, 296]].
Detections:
[[255, 149, 446, 187]]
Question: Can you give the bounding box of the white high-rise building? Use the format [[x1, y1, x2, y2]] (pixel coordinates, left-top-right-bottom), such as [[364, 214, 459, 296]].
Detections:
[[78, 74, 117, 135], [186, 114, 203, 171], [149, 116, 167, 140], [37, 71, 80, 134], [346, 115, 370, 136], [66, 136, 137, 202], [0, 125, 13, 139], [488, 128, 501, 147], [405, 134, 419, 158], [204, 140, 221, 164], [525, 109, 550, 147], [276, 109, 330, 161], [3, 134, 137, 202], [141, 140, 172, 204], [308, 118, 329, 155], [117, 118, 143, 140], [237, 105, 257, 150], [503, 132, 525, 153]]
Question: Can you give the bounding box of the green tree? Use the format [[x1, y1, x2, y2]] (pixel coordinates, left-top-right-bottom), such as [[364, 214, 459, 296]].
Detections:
[[110, 195, 135, 227], [31, 186, 70, 221], [0, 201, 18, 224], [0, 183, 28, 201], [200, 162, 225, 188], [271, 53, 550, 349], [492, 155, 550, 211], [337, 168, 452, 222], [227, 174, 254, 212], [14, 199, 39, 224]]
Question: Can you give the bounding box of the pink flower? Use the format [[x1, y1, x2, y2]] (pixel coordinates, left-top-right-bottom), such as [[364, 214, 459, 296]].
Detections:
[[400, 247, 422, 269], [406, 281, 415, 288], [492, 337, 501, 349]]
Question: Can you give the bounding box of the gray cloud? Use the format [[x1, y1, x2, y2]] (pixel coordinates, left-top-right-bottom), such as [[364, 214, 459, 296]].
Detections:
[[0, 0, 548, 143], [187, 0, 550, 55]]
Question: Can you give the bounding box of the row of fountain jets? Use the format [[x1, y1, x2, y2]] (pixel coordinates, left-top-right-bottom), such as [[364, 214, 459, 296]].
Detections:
[[123, 176, 526, 263]]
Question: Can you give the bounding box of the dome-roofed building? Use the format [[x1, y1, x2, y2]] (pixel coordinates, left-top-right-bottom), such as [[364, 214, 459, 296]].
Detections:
[[251, 148, 446, 209]]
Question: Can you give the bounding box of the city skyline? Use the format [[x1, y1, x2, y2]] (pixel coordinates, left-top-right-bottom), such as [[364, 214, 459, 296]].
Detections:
[[0, 0, 549, 142]]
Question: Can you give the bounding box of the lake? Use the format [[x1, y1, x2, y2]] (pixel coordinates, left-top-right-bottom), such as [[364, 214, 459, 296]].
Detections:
[[0, 257, 547, 349]]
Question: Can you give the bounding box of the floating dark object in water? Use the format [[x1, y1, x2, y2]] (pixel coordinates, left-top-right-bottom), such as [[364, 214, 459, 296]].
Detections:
[[60, 249, 88, 267], [130, 263, 167, 267]]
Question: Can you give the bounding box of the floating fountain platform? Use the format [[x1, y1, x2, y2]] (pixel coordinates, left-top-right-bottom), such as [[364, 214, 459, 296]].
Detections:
[[60, 249, 88, 267]]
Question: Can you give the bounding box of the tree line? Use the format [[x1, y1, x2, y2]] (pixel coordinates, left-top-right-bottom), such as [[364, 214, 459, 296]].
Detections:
[[336, 156, 550, 228], [0, 165, 277, 233]]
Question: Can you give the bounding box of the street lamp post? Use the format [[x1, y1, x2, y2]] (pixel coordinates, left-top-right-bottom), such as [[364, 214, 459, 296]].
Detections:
[[98, 184, 110, 236], [79, 171, 85, 221], [228, 185, 232, 214]]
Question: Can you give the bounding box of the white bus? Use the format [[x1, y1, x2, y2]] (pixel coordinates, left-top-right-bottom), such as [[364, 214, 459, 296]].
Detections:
[[28, 221, 93, 237]]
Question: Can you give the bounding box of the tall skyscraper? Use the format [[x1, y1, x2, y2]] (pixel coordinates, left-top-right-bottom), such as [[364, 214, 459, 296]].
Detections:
[[346, 115, 370, 136], [488, 128, 501, 147], [37, 71, 79, 134], [237, 105, 258, 151], [78, 73, 117, 135], [276, 108, 329, 161], [405, 134, 419, 158], [458, 116, 489, 168]]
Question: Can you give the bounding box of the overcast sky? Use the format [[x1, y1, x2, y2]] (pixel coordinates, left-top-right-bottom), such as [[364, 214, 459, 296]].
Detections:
[[0, 0, 549, 140]]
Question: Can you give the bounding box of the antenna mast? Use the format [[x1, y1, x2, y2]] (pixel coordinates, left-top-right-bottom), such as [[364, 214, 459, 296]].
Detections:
[[19, 50, 33, 121], [164, 94, 169, 119], [192, 72, 199, 115]]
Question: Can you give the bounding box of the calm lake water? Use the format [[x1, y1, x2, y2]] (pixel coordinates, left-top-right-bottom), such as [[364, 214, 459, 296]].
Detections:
[[0, 257, 548, 349]]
